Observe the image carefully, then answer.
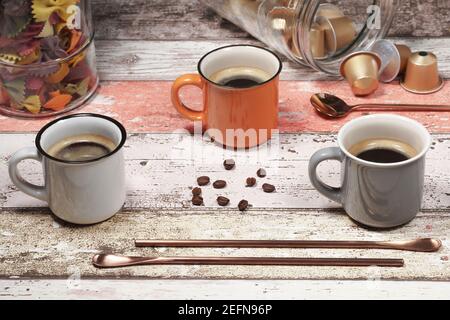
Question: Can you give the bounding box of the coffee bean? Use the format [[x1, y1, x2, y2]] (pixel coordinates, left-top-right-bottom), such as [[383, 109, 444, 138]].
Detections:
[[192, 195, 204, 206], [223, 159, 235, 170], [213, 180, 227, 189], [246, 177, 257, 187], [238, 200, 249, 212], [262, 183, 276, 193], [197, 176, 210, 186], [192, 187, 202, 196], [257, 168, 267, 178], [217, 196, 230, 206]]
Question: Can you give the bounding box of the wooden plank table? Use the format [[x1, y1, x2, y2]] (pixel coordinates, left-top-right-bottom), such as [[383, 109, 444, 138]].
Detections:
[[1, 2, 450, 299]]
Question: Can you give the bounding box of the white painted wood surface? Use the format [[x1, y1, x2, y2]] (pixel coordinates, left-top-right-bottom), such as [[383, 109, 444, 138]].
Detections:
[[2, 279, 450, 300], [0, 134, 449, 282], [95, 38, 450, 81], [1, 133, 449, 210]]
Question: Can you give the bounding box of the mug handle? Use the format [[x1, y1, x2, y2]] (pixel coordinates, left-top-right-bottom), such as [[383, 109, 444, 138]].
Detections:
[[171, 74, 205, 121], [308, 147, 343, 204], [8, 147, 48, 202]]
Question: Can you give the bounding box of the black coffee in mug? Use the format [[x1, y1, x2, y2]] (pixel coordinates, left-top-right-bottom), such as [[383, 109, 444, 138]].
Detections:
[[349, 139, 418, 164], [210, 66, 271, 88], [48, 134, 117, 162]]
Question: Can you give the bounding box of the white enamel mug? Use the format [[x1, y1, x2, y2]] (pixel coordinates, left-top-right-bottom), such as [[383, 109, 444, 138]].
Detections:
[[8, 114, 127, 225]]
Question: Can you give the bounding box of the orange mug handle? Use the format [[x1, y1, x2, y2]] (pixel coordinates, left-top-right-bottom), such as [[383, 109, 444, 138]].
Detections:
[[171, 74, 204, 121]]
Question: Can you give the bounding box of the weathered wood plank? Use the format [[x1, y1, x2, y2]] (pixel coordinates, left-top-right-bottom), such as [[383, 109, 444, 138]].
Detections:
[[1, 133, 449, 210], [0, 208, 449, 280], [2, 279, 450, 300], [1, 80, 450, 134], [91, 0, 450, 40], [93, 38, 450, 81]]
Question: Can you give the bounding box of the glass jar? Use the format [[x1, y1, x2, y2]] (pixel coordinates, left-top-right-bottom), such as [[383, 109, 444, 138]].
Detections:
[[201, 0, 399, 76], [0, 0, 98, 118]]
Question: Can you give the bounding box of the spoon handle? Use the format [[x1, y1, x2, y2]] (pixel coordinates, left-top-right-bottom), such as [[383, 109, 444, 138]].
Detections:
[[135, 238, 441, 252], [353, 104, 450, 112], [96, 255, 404, 268]]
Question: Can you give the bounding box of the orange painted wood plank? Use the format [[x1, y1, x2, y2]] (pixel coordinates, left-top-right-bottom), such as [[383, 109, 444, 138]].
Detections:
[[0, 80, 449, 133]]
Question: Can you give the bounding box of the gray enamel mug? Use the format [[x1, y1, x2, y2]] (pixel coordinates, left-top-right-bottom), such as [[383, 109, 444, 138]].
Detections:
[[309, 114, 431, 228], [8, 114, 127, 225]]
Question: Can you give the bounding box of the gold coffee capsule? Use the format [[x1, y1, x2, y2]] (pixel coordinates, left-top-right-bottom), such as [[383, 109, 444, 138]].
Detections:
[[401, 51, 444, 94], [270, 7, 295, 32], [318, 16, 357, 54], [316, 3, 345, 19], [310, 23, 326, 59], [269, 7, 296, 45], [340, 51, 382, 96], [395, 44, 412, 74], [269, 7, 299, 57]]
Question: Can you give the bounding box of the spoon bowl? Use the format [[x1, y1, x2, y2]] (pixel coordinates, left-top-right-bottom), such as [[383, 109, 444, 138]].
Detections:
[[390, 238, 442, 253], [93, 254, 156, 268], [311, 93, 351, 117]]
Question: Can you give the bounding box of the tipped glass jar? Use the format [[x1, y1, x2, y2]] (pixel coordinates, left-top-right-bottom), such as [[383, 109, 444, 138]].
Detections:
[[0, 0, 98, 118], [201, 0, 399, 76]]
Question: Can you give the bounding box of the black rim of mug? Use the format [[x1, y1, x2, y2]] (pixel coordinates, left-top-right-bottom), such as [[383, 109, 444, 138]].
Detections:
[[35, 113, 127, 165], [197, 44, 283, 89]]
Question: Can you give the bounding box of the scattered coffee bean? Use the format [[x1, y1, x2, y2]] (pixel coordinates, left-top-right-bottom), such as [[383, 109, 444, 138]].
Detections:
[[246, 177, 257, 187], [262, 183, 276, 193], [217, 196, 230, 206], [223, 159, 235, 170], [192, 195, 204, 206], [192, 187, 202, 196], [197, 176, 210, 186], [257, 168, 267, 178], [238, 200, 249, 212], [213, 180, 227, 189]]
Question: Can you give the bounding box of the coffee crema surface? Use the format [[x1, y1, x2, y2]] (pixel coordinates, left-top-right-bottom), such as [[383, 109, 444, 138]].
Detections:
[[209, 67, 271, 88], [348, 138, 418, 164], [47, 134, 117, 162]]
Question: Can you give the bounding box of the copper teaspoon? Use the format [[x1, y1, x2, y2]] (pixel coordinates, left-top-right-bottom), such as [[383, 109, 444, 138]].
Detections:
[[311, 93, 450, 118], [92, 254, 404, 268], [135, 238, 442, 253]]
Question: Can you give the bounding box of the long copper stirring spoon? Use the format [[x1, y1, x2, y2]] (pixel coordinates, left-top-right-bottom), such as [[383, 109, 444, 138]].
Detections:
[[135, 238, 442, 253], [92, 254, 404, 268], [311, 93, 450, 118]]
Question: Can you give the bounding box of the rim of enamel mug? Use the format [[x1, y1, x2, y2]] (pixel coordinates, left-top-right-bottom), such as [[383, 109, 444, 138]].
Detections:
[[197, 44, 283, 89], [337, 114, 432, 168], [35, 113, 127, 165]]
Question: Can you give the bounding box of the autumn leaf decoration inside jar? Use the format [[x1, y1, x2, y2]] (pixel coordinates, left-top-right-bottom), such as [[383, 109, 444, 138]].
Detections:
[[0, 0, 98, 118]]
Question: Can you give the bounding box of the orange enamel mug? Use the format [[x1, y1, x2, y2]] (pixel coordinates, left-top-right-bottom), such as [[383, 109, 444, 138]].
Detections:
[[171, 45, 282, 149]]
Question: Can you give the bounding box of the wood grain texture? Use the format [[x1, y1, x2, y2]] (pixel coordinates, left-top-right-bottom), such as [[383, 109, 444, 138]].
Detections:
[[1, 80, 450, 134], [0, 208, 449, 280], [93, 38, 450, 81], [1, 133, 449, 211], [91, 0, 450, 40], [1, 0, 449, 298], [2, 279, 450, 299]]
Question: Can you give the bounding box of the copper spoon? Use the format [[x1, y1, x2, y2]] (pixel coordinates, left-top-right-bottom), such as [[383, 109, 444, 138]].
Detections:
[[311, 93, 450, 118], [92, 254, 404, 268], [135, 238, 441, 253]]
